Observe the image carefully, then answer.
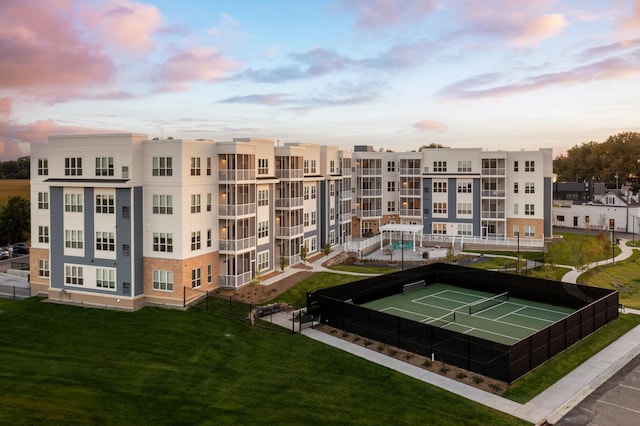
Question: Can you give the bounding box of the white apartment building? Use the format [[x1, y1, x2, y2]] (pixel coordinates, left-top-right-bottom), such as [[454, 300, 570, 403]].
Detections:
[[30, 134, 552, 310]]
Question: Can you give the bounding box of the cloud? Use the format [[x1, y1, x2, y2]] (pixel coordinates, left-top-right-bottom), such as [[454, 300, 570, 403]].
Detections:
[[580, 38, 640, 61], [339, 0, 439, 31], [414, 120, 446, 133], [439, 49, 640, 99], [0, 98, 11, 118], [157, 46, 239, 90], [620, 0, 640, 33], [220, 93, 289, 105]]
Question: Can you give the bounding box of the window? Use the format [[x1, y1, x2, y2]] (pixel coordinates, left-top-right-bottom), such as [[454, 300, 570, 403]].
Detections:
[[330, 230, 335, 244], [304, 213, 310, 227], [514, 182, 519, 194], [387, 161, 395, 172], [514, 203, 519, 215], [191, 231, 201, 250], [64, 193, 83, 212], [191, 194, 201, 213], [433, 202, 447, 214], [457, 203, 472, 215], [122, 205, 130, 219], [457, 223, 472, 236], [38, 192, 49, 209], [457, 182, 472, 193], [388, 201, 396, 212], [433, 161, 447, 172], [258, 158, 268, 175], [513, 225, 519, 237], [65, 230, 83, 249], [152, 195, 173, 214], [258, 221, 269, 238], [303, 160, 309, 174], [38, 158, 48, 176], [206, 157, 212, 176], [433, 223, 446, 234], [433, 181, 447, 192], [38, 226, 49, 243], [330, 160, 336, 173], [65, 265, 83, 286], [258, 251, 269, 271], [95, 194, 115, 214], [95, 157, 114, 176], [387, 181, 396, 192], [330, 207, 335, 219], [191, 268, 202, 288], [190, 157, 201, 176], [310, 237, 317, 252], [208, 264, 212, 284], [153, 270, 173, 291], [65, 157, 82, 176], [330, 183, 335, 197], [514, 161, 519, 172], [152, 157, 173, 176], [525, 161, 535, 172], [310, 160, 317, 174], [258, 189, 269, 206], [311, 211, 317, 225], [122, 166, 129, 178], [207, 193, 211, 212], [458, 160, 472, 172], [525, 204, 535, 215], [524, 225, 535, 237], [153, 232, 173, 252], [207, 229, 212, 247], [556, 215, 565, 222], [96, 268, 115, 289], [122, 244, 130, 257], [311, 186, 317, 199], [525, 182, 535, 194], [304, 186, 310, 200], [96, 232, 115, 251], [38, 259, 50, 278]]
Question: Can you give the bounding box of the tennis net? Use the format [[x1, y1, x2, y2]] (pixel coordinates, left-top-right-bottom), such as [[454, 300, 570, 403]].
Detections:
[[425, 311, 455, 327], [467, 292, 508, 315], [402, 280, 426, 294]]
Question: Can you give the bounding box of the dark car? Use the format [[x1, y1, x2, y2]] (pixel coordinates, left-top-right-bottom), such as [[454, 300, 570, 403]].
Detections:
[[10, 242, 30, 255]]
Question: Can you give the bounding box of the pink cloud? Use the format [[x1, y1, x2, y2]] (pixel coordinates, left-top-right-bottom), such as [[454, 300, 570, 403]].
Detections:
[[0, 0, 114, 94], [620, 0, 640, 33], [340, 0, 439, 31], [158, 46, 239, 90], [0, 98, 11, 118], [81, 0, 163, 53], [414, 120, 446, 133]]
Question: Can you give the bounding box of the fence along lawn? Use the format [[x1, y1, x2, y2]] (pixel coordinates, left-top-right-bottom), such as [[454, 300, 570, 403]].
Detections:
[[0, 298, 527, 425]]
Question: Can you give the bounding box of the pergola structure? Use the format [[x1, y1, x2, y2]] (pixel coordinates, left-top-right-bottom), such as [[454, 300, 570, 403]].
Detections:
[[379, 224, 423, 252]]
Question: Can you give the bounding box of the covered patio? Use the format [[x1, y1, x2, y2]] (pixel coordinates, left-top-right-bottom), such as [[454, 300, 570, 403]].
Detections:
[[379, 224, 424, 252]]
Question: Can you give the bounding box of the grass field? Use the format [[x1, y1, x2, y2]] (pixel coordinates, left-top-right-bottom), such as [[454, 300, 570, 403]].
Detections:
[[578, 250, 640, 309], [0, 298, 527, 425], [0, 179, 29, 206], [272, 272, 365, 308]]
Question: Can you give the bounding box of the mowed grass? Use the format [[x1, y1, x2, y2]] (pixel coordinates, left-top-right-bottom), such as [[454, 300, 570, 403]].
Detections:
[[0, 298, 527, 426], [547, 232, 620, 266], [272, 272, 365, 308], [578, 250, 640, 309], [0, 179, 29, 206]]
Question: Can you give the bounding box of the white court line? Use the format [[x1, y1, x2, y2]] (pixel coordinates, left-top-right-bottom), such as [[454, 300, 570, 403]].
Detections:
[[620, 384, 640, 391], [495, 305, 528, 321], [380, 306, 430, 320], [454, 323, 520, 343]]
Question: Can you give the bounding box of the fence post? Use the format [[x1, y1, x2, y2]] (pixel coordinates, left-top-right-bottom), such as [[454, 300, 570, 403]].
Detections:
[[292, 312, 295, 334], [183, 287, 186, 307], [206, 290, 208, 312]]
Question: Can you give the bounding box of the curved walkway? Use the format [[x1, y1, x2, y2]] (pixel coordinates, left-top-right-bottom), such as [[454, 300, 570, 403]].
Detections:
[[560, 238, 636, 284]]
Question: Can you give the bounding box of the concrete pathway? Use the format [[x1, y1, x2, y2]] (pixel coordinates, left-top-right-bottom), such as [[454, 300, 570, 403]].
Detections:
[[560, 237, 636, 284]]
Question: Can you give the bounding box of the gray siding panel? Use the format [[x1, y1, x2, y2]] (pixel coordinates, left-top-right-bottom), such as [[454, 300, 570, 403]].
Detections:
[[50, 187, 64, 290]]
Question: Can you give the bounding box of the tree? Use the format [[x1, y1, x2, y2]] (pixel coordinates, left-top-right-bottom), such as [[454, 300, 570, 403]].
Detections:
[[0, 196, 30, 245], [300, 244, 308, 263]]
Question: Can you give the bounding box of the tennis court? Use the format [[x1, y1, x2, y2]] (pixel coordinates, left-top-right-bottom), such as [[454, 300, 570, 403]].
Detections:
[[362, 283, 575, 345]]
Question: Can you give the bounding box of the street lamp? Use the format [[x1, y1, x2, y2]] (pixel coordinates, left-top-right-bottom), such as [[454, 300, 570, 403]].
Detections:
[[615, 172, 619, 189], [515, 231, 520, 274]]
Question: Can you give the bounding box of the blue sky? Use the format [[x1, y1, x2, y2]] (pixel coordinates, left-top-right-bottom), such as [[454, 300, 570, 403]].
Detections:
[[0, 0, 639, 160]]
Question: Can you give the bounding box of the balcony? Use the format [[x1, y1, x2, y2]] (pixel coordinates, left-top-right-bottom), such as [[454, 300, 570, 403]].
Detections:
[[275, 197, 304, 208], [360, 168, 382, 176], [218, 203, 256, 217], [219, 271, 252, 288], [276, 225, 304, 237], [219, 236, 257, 252], [340, 213, 351, 223], [399, 168, 421, 175], [281, 254, 302, 267], [218, 169, 256, 181], [481, 190, 506, 197], [481, 168, 505, 176], [360, 209, 382, 218], [340, 190, 352, 200], [360, 189, 382, 197], [399, 188, 421, 196], [481, 211, 506, 219], [275, 169, 303, 179], [400, 208, 421, 217]]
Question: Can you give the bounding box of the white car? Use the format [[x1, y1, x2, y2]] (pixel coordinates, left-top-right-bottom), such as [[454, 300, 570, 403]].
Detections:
[[0, 247, 9, 260]]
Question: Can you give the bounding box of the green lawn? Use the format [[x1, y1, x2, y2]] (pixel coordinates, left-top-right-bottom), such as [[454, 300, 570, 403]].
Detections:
[[547, 232, 620, 266], [0, 298, 527, 425], [271, 272, 365, 308], [329, 264, 399, 274], [578, 250, 640, 309]]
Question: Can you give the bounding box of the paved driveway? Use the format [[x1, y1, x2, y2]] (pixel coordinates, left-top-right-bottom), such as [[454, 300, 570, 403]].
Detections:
[[556, 354, 640, 426]]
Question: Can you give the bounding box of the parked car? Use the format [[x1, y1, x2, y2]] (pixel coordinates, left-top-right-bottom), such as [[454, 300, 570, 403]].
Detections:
[[10, 242, 30, 255], [0, 247, 9, 260]]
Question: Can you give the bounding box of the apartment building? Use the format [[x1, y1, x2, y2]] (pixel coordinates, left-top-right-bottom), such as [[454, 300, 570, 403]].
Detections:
[[30, 134, 352, 309], [30, 134, 551, 310], [351, 147, 553, 241]]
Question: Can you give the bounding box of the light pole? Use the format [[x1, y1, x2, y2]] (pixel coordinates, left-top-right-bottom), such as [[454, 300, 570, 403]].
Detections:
[[515, 231, 520, 274], [400, 231, 404, 271], [615, 172, 619, 189]]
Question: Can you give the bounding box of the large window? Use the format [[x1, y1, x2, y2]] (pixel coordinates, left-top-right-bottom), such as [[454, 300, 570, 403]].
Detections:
[[311, 186, 316, 199], [38, 226, 49, 243], [258, 221, 269, 238], [152, 157, 173, 176], [38, 158, 48, 176], [64, 193, 83, 212], [153, 232, 173, 252], [458, 160, 472, 173], [152, 195, 173, 214], [457, 223, 472, 236], [433, 161, 447, 172], [303, 186, 310, 200], [258, 158, 268, 175], [433, 181, 447, 193], [190, 157, 201, 176], [207, 229, 212, 247], [38, 192, 49, 209], [191, 267, 202, 288], [95, 157, 114, 176], [387, 161, 395, 172], [433, 202, 447, 214], [65, 157, 82, 176], [311, 211, 317, 225], [387, 181, 395, 192], [38, 259, 50, 278], [457, 182, 472, 193], [457, 203, 472, 215], [206, 157, 211, 176], [514, 182, 519, 194], [258, 251, 269, 271], [191, 231, 201, 251], [65, 230, 83, 249], [258, 189, 269, 206], [525, 182, 535, 194], [304, 213, 309, 227], [525, 161, 535, 172], [433, 223, 446, 234], [387, 201, 396, 212], [65, 265, 83, 285], [153, 270, 173, 291], [96, 232, 115, 251], [191, 194, 201, 213], [525, 204, 535, 216], [96, 268, 115, 289], [96, 194, 115, 214], [524, 225, 535, 237]]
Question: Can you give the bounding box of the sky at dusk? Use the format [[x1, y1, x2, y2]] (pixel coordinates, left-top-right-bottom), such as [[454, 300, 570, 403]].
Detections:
[[1, 0, 639, 161]]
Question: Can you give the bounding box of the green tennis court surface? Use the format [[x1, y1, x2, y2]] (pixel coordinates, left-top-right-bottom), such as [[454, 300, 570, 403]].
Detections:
[[362, 283, 575, 345]]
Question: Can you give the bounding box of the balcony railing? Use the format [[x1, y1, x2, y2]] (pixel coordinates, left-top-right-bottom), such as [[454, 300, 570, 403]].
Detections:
[[218, 169, 256, 181], [218, 236, 257, 252], [399, 188, 421, 196], [275, 197, 304, 208], [360, 168, 382, 175], [340, 213, 351, 223], [400, 209, 422, 217], [481, 168, 505, 176], [481, 211, 506, 219], [219, 271, 252, 288], [340, 191, 352, 200], [218, 203, 256, 217], [275, 169, 303, 179], [276, 225, 304, 237], [360, 209, 382, 217], [360, 189, 382, 197], [281, 254, 301, 267], [481, 190, 506, 197], [399, 168, 421, 175]]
